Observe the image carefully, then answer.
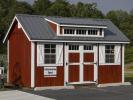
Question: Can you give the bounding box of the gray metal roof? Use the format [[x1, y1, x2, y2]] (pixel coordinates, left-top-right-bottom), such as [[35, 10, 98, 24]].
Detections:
[[46, 16, 107, 26], [16, 14, 129, 42]]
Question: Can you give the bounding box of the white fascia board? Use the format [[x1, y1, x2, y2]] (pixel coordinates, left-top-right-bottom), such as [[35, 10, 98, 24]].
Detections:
[[3, 16, 31, 43], [45, 18, 59, 25], [31, 40, 130, 44], [60, 24, 107, 29]]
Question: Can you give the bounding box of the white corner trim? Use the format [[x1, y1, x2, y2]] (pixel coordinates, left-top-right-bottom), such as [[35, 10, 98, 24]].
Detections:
[[31, 42, 35, 88], [64, 44, 68, 86], [7, 40, 9, 83], [3, 16, 31, 43], [122, 45, 125, 83]]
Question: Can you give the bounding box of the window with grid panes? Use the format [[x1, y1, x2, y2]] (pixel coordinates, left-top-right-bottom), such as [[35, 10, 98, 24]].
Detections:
[[105, 45, 115, 63], [44, 44, 56, 64]]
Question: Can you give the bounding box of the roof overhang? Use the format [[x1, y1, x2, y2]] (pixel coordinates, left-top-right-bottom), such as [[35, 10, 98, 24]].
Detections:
[[30, 39, 130, 44]]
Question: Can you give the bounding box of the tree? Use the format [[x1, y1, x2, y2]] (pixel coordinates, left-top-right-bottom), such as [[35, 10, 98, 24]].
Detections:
[[69, 2, 104, 18], [46, 0, 71, 17], [33, 0, 51, 15], [106, 10, 129, 27], [15, 1, 33, 14]]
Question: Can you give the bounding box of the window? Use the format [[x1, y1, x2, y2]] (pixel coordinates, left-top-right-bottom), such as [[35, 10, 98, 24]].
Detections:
[[62, 27, 104, 37], [100, 28, 103, 35], [88, 29, 98, 35], [84, 45, 93, 50], [44, 44, 56, 64], [105, 45, 115, 63], [76, 29, 86, 35], [64, 29, 75, 34], [69, 45, 79, 50]]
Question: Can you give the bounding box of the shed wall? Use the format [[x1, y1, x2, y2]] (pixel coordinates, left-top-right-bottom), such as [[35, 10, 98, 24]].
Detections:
[[8, 21, 31, 87]]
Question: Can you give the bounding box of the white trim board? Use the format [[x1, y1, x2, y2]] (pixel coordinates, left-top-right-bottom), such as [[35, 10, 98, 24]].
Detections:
[[31, 42, 35, 88], [32, 40, 129, 44], [60, 24, 107, 28]]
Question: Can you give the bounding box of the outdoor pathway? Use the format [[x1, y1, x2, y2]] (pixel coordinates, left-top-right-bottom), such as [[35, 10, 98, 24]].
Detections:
[[0, 90, 55, 100]]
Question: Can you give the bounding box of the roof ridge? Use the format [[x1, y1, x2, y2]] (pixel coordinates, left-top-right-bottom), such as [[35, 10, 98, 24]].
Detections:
[[15, 14, 110, 21], [16, 14, 45, 18], [46, 16, 110, 21]]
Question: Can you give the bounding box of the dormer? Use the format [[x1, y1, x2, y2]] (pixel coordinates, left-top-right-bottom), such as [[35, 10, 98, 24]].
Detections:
[[45, 17, 107, 38]]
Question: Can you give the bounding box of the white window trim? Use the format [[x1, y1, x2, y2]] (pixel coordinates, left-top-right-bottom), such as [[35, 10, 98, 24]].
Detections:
[[99, 44, 121, 65], [37, 43, 63, 67], [60, 27, 104, 37]]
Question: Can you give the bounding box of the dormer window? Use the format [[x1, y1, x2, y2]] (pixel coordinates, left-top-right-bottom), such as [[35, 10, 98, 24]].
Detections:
[[77, 29, 86, 35], [61, 27, 104, 37], [64, 29, 75, 34]]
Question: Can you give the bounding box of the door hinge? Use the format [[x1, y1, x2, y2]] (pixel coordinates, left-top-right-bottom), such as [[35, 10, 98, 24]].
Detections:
[[66, 62, 68, 66]]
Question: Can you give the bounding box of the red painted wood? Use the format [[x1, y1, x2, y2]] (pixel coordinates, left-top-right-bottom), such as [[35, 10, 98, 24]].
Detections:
[[69, 53, 80, 63], [9, 21, 31, 87], [48, 21, 57, 33], [83, 53, 94, 81], [84, 53, 94, 62], [84, 65, 94, 81], [35, 66, 64, 87], [69, 65, 79, 82], [98, 65, 122, 84]]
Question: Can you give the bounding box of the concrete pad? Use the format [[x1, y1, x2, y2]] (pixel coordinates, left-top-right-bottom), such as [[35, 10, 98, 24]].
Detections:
[[0, 90, 55, 100], [34, 86, 75, 91], [97, 82, 132, 87]]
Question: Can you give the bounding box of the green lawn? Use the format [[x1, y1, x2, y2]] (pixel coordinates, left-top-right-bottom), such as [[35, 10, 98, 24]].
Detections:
[[125, 74, 133, 84], [125, 46, 133, 64]]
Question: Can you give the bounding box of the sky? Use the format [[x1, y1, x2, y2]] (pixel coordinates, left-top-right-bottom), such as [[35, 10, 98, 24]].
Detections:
[[18, 0, 133, 14]]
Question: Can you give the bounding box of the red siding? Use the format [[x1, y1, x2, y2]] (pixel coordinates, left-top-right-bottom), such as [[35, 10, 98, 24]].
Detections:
[[9, 21, 31, 87], [98, 65, 122, 84], [84, 65, 94, 81], [48, 21, 57, 33], [35, 67, 64, 87], [35, 44, 64, 87]]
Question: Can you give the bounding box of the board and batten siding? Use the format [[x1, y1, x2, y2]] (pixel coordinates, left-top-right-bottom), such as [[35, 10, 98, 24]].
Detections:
[[8, 21, 31, 87], [35, 43, 64, 87], [98, 44, 122, 84]]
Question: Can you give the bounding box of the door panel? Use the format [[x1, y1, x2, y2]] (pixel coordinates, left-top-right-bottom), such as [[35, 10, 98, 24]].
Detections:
[[69, 53, 79, 63], [68, 53, 80, 82], [69, 65, 79, 82], [68, 48, 95, 83], [83, 53, 94, 81], [84, 65, 94, 81], [84, 53, 94, 62]]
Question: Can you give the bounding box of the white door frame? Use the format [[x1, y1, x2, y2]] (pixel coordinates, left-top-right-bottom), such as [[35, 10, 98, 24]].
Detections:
[[64, 44, 98, 85]]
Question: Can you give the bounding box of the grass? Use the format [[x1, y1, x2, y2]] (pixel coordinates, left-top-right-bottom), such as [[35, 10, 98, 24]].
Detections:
[[125, 75, 133, 84], [125, 46, 133, 64], [125, 65, 133, 84]]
